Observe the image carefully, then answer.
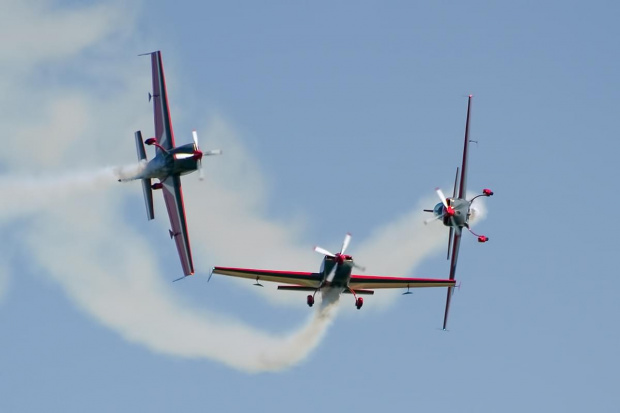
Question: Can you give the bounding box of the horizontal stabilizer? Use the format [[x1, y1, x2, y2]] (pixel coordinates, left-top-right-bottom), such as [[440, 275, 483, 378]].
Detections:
[[135, 131, 148, 161], [141, 179, 154, 220], [342, 289, 375, 296], [277, 285, 317, 292]]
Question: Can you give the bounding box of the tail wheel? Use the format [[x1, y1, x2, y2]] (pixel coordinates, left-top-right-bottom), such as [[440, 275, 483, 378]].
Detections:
[[355, 297, 363, 310], [307, 295, 314, 307]]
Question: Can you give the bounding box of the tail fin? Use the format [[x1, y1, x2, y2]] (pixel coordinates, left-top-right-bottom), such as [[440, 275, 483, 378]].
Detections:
[[135, 131, 154, 220], [141, 179, 155, 220]]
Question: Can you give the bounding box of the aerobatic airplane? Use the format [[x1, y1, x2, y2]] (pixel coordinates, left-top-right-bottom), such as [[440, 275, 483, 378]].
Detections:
[[211, 233, 456, 310], [120, 51, 221, 279], [423, 95, 493, 329]]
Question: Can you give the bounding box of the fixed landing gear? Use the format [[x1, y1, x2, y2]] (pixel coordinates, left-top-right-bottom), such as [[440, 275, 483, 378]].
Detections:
[[307, 295, 314, 307], [465, 225, 489, 243], [355, 297, 363, 310]]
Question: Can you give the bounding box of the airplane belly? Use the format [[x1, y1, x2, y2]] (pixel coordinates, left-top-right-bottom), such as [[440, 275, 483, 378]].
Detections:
[[140, 157, 171, 180], [320, 286, 344, 303]]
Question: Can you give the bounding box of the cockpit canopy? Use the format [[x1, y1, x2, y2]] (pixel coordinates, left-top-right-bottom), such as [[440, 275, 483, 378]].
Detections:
[[433, 202, 444, 216]]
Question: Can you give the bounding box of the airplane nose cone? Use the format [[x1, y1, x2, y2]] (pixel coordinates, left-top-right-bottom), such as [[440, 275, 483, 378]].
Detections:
[[193, 150, 203, 160], [335, 253, 345, 264]]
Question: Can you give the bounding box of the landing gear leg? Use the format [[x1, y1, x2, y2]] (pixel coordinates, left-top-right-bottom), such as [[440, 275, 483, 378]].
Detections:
[[348, 288, 363, 309]]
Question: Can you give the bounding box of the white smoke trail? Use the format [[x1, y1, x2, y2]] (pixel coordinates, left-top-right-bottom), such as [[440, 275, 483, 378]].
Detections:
[[0, 1, 484, 372], [0, 163, 143, 221], [0, 167, 346, 372], [0, 165, 450, 372], [468, 193, 488, 224]]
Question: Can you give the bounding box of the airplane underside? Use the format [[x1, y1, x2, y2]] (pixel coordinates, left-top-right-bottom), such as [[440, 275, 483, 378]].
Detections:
[[305, 285, 371, 310]]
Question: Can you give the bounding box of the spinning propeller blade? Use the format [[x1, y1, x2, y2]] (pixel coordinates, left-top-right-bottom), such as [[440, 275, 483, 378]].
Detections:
[[192, 130, 204, 180], [341, 233, 352, 255], [424, 214, 442, 225], [325, 265, 337, 282], [352, 262, 366, 272], [436, 187, 449, 208], [191, 130, 221, 181], [314, 246, 335, 257], [315, 233, 364, 278], [198, 160, 204, 180]]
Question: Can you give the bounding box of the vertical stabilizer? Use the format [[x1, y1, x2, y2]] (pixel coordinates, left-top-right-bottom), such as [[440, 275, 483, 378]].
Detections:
[[135, 131, 148, 161]]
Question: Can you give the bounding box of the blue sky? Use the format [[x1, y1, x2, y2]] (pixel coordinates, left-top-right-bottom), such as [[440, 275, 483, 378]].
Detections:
[[1, 0, 619, 411]]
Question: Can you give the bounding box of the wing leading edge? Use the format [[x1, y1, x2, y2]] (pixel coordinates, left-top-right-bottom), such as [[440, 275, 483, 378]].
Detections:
[[442, 229, 462, 330], [211, 267, 323, 288], [349, 274, 455, 290], [211, 267, 455, 291], [162, 176, 194, 276], [442, 95, 472, 330], [458, 95, 473, 199], [148, 51, 176, 152]]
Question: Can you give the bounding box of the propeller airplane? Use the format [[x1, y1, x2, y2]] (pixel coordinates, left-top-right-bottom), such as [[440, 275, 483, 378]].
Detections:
[[211, 233, 456, 311], [119, 51, 221, 280], [423, 95, 493, 329]]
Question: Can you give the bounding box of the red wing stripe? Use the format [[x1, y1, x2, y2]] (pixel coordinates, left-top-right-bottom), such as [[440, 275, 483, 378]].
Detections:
[[350, 275, 455, 282], [349, 275, 455, 290], [442, 287, 454, 330], [150, 51, 175, 151], [212, 267, 322, 288], [458, 95, 472, 199], [214, 267, 317, 276], [162, 176, 193, 276]]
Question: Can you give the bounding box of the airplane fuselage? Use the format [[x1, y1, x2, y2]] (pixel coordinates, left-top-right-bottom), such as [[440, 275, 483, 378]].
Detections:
[[315, 255, 365, 308], [319, 256, 354, 291], [135, 143, 200, 181]]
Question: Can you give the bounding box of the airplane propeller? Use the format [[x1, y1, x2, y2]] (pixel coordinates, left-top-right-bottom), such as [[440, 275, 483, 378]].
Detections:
[[192, 130, 222, 180], [314, 233, 364, 282], [424, 214, 442, 225], [424, 187, 457, 232], [435, 187, 455, 216]]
